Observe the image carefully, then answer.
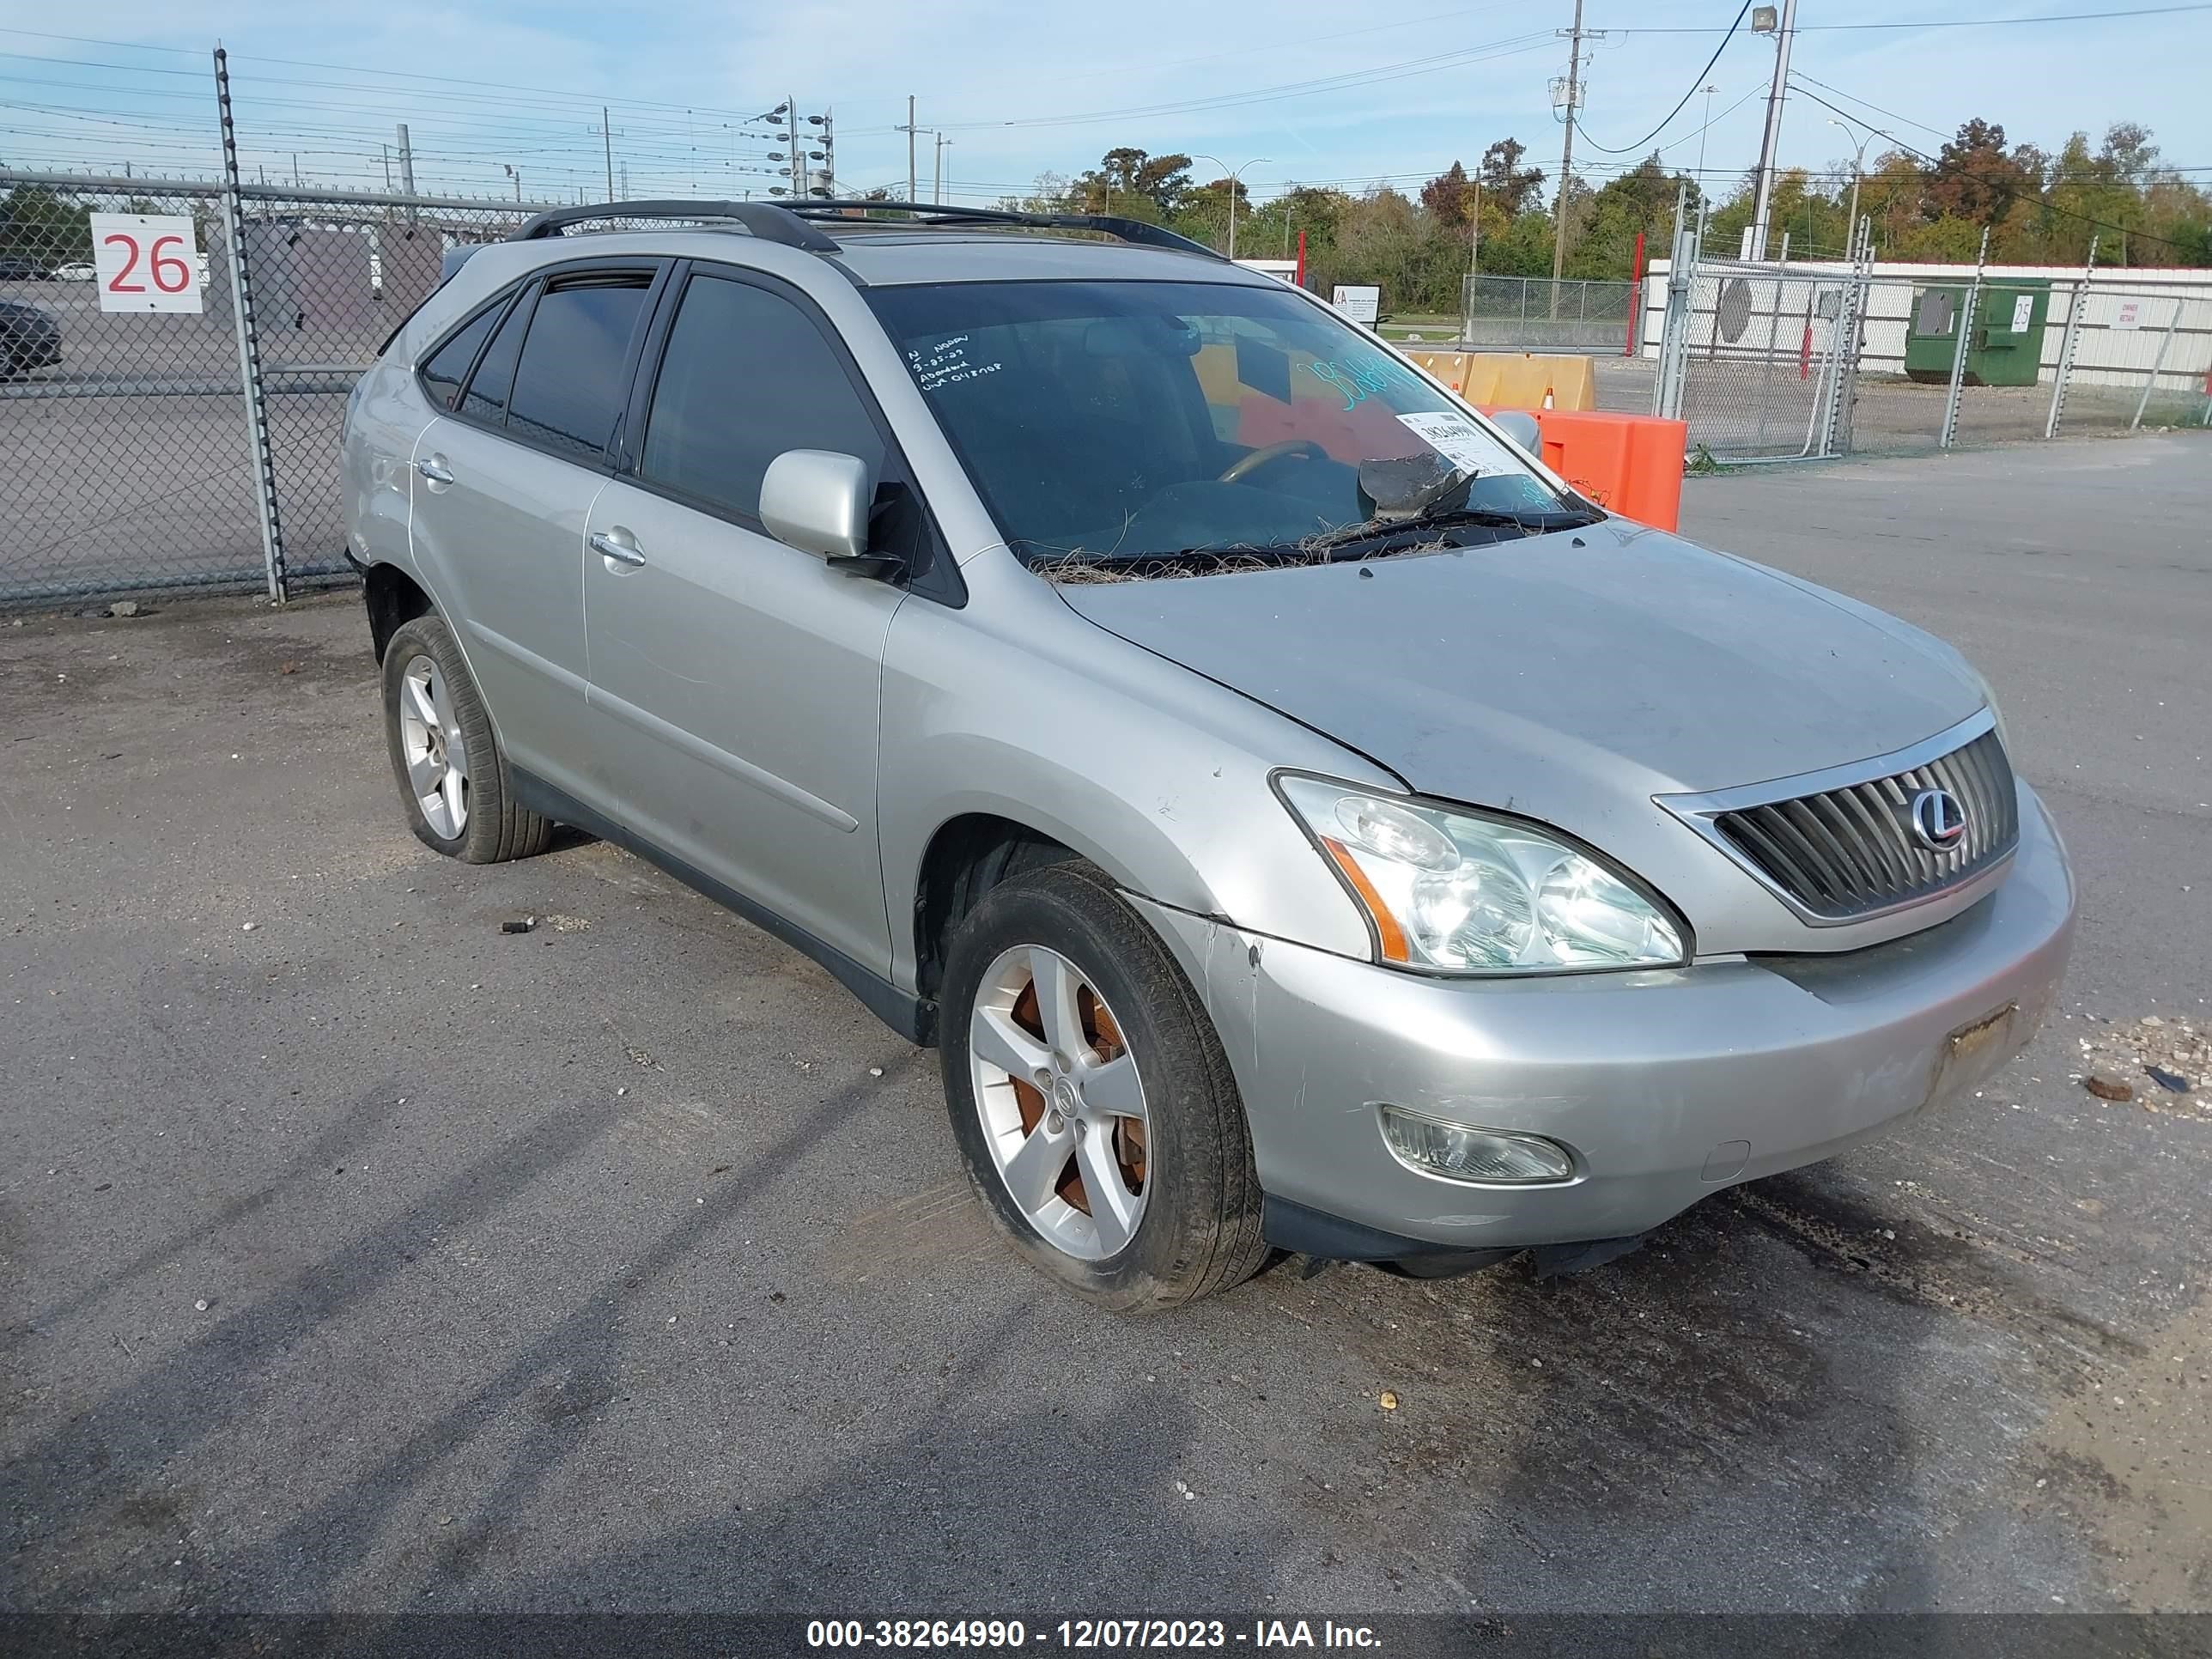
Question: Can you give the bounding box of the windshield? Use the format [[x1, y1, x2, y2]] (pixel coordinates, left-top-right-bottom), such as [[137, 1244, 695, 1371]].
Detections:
[[866, 278, 1572, 566]]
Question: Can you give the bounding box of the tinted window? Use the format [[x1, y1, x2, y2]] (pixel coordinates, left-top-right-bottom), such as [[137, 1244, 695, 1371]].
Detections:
[[460, 290, 532, 424], [641, 274, 884, 520], [417, 302, 500, 410], [507, 275, 653, 460]]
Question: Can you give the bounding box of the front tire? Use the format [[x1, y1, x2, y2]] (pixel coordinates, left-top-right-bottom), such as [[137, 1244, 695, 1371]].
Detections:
[[380, 614, 550, 863], [939, 861, 1268, 1310]]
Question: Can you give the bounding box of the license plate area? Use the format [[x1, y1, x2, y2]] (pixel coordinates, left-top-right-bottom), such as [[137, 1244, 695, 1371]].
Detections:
[[1928, 1002, 2021, 1109]]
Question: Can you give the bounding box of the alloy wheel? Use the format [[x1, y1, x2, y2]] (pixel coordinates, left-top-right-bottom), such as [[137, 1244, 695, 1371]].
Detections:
[[397, 653, 470, 840], [969, 944, 1151, 1261]]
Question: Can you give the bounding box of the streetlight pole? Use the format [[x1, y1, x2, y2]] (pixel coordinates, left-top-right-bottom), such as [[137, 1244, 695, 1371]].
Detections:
[[1747, 0, 1800, 259], [1827, 117, 1872, 259], [1194, 155, 1269, 258]]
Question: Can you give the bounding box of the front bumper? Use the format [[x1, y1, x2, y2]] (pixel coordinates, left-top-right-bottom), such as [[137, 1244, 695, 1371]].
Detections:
[[1133, 781, 2075, 1254]]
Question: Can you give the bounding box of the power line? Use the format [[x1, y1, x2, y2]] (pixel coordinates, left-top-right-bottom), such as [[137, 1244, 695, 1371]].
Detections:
[[1788, 73, 1954, 143], [1613, 2, 2212, 28], [1574, 0, 1753, 155], [936, 33, 1559, 130]]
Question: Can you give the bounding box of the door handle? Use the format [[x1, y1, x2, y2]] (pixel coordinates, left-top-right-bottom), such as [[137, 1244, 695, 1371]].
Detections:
[[589, 530, 647, 568], [414, 458, 454, 484]]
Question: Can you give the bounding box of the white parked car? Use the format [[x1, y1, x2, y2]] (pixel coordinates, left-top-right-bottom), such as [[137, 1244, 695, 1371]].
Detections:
[[53, 262, 96, 283]]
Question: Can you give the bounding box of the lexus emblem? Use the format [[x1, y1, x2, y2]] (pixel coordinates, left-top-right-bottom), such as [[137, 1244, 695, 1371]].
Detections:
[[1910, 787, 1969, 851]]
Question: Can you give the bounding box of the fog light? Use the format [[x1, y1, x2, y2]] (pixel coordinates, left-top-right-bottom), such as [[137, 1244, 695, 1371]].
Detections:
[[1376, 1105, 1576, 1185]]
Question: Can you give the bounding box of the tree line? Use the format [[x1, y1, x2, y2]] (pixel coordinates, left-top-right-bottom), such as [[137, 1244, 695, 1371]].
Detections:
[[1000, 120, 2212, 316]]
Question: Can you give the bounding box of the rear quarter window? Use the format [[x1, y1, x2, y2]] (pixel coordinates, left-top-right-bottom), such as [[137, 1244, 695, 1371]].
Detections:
[[416, 302, 501, 411]]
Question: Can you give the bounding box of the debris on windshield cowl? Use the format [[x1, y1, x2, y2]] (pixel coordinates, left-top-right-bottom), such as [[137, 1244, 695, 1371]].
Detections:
[[1035, 535, 1469, 585], [1035, 548, 1321, 585]]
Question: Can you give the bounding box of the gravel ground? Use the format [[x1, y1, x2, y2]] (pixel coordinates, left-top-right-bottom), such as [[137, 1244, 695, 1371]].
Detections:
[[3, 434, 2208, 1650]]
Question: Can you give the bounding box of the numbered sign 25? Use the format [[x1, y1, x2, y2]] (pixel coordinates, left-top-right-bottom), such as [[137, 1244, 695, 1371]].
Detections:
[[90, 214, 204, 314]]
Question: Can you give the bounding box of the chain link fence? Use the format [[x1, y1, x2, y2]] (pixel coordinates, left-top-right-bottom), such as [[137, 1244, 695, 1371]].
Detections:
[[9, 161, 2209, 608], [0, 168, 538, 610], [1462, 275, 1638, 352], [1654, 261, 1858, 461], [0, 178, 260, 605], [1653, 252, 2212, 462], [245, 189, 534, 593], [2047, 283, 2212, 436]]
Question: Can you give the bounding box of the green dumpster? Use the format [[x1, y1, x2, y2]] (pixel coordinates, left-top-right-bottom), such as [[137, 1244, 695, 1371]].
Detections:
[[1903, 276, 2051, 386]]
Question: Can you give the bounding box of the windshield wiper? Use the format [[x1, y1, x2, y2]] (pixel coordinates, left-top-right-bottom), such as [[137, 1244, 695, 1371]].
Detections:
[[1297, 501, 1603, 558]]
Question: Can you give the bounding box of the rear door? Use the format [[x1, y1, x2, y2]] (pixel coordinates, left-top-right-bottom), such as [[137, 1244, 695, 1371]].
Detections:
[[407, 263, 661, 806], [580, 264, 908, 975]]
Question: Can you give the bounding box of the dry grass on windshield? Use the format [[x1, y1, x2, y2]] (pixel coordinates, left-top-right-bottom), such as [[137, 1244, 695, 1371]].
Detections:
[[1034, 531, 1454, 585]]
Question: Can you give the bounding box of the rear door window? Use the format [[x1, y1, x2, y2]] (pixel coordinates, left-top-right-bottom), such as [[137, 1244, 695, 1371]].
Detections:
[[459, 289, 532, 424], [416, 301, 501, 410], [638, 271, 884, 521], [506, 273, 655, 462]]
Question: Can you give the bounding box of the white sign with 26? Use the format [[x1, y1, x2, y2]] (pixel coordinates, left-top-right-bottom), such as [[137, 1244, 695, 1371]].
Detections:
[[91, 214, 204, 314]]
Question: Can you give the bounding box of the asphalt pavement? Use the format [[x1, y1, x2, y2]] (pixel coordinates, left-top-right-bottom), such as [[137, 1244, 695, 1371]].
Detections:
[[3, 434, 2209, 1644]]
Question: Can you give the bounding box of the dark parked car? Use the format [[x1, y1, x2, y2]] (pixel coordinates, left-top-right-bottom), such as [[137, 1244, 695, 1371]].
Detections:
[[0, 300, 63, 376], [0, 257, 55, 282]]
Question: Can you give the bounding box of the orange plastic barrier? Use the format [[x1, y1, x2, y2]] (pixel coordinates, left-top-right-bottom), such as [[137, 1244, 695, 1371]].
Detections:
[[1484, 408, 1688, 532]]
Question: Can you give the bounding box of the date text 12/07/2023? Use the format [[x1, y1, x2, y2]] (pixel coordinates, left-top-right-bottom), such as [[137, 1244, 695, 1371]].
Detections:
[[804, 1617, 1382, 1650]]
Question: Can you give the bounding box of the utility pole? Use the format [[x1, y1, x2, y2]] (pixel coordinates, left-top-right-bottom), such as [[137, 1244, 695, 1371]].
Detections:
[[1549, 0, 1601, 308], [381, 143, 392, 192], [933, 131, 951, 204], [901, 94, 918, 203], [603, 106, 615, 200], [1470, 179, 1482, 272], [396, 123, 416, 198], [1747, 0, 1800, 259]]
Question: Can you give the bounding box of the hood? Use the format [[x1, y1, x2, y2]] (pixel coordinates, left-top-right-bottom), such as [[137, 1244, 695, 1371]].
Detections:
[[1056, 519, 1985, 821]]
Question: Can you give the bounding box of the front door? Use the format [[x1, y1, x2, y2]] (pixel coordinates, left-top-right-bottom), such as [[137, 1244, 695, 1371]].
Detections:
[[582, 267, 907, 976]]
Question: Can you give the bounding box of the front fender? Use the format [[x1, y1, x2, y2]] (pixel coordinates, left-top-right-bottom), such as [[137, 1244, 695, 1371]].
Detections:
[[877, 560, 1395, 992]]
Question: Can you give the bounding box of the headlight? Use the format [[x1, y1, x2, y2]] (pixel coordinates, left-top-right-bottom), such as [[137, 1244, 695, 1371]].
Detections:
[[1276, 775, 1688, 975]]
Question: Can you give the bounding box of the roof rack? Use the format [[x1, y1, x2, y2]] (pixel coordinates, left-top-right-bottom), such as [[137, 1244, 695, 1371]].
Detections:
[[505, 198, 1225, 263], [786, 201, 1228, 261], [507, 199, 841, 253]]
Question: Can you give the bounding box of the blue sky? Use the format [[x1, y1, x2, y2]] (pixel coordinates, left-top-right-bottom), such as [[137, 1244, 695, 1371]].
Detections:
[[2, 0, 2209, 208]]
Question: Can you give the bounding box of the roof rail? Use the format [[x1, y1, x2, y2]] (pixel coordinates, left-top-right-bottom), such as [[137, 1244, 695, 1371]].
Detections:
[[785, 201, 1228, 261], [503, 197, 1229, 264], [507, 199, 841, 253]]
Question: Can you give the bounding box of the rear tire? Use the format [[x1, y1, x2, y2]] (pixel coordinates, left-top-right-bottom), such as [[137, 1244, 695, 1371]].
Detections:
[[380, 613, 551, 864], [939, 860, 1268, 1311]]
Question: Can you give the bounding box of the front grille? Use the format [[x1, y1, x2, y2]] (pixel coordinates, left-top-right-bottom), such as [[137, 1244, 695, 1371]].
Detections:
[[1711, 729, 2019, 921]]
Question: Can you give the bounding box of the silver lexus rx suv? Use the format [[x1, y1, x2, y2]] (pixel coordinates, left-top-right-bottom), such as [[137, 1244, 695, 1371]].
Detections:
[[341, 200, 2075, 1310]]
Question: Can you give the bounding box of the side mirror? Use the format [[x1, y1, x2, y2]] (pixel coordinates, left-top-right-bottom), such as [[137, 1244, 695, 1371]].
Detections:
[[760, 449, 873, 562], [1489, 410, 1541, 453]]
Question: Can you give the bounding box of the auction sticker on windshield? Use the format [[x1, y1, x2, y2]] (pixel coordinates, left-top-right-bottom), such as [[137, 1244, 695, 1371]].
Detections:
[[1396, 410, 1519, 477]]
